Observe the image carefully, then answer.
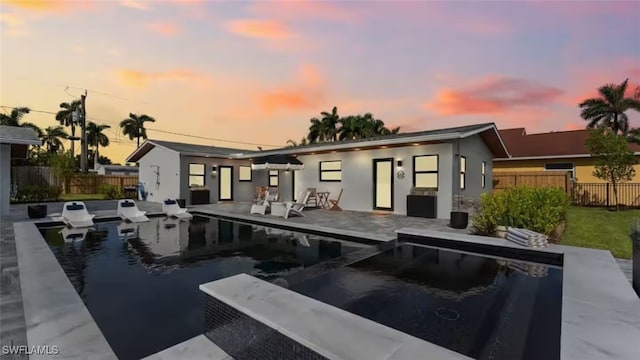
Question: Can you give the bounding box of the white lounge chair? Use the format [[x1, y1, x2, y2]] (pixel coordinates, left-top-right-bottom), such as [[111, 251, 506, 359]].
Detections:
[[162, 199, 192, 219], [283, 191, 311, 219], [117, 199, 149, 223], [52, 201, 95, 228], [251, 191, 273, 215]]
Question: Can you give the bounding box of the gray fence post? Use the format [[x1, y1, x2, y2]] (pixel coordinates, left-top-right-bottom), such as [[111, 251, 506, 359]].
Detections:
[[631, 218, 640, 297]]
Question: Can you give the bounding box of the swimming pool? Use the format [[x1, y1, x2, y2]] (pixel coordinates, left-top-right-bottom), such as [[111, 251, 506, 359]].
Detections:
[[290, 243, 563, 360], [40, 216, 365, 360]]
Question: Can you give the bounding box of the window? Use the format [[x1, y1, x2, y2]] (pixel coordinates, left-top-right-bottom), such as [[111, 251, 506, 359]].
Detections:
[[239, 166, 252, 181], [269, 170, 279, 187], [188, 163, 205, 187], [481, 161, 486, 188], [319, 160, 342, 181], [545, 162, 575, 179], [460, 156, 466, 190], [413, 155, 438, 189]]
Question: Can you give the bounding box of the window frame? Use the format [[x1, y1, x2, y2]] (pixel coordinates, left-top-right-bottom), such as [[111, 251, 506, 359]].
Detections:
[[481, 161, 486, 189], [544, 162, 575, 180], [319, 160, 342, 182], [188, 163, 206, 188], [460, 156, 466, 190], [412, 154, 439, 190], [269, 169, 279, 187], [239, 165, 252, 182]]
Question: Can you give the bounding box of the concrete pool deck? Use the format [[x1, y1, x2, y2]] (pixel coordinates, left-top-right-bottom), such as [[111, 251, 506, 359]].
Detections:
[[1, 200, 638, 359]]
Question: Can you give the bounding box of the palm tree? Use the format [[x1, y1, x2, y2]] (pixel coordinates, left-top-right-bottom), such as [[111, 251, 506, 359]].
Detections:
[[286, 138, 308, 147], [579, 79, 640, 135], [86, 122, 110, 164], [55, 100, 82, 158], [0, 107, 42, 136], [41, 126, 68, 153], [320, 106, 340, 142], [338, 115, 366, 140], [120, 113, 155, 147]]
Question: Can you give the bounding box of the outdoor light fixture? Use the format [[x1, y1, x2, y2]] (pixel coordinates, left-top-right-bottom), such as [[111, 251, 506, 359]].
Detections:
[[397, 160, 403, 167], [211, 165, 217, 176]]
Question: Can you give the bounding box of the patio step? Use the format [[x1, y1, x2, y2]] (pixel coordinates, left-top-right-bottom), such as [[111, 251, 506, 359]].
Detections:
[[199, 274, 470, 360]]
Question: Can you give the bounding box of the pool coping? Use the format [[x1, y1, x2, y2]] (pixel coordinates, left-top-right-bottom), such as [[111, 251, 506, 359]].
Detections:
[[396, 228, 640, 360]]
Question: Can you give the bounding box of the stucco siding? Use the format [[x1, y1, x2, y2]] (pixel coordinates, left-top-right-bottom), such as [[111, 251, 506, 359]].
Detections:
[[455, 136, 495, 208], [138, 146, 180, 202], [295, 143, 454, 218]]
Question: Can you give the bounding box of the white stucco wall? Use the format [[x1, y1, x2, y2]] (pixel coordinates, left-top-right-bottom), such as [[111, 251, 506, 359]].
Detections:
[[137, 146, 181, 202], [295, 143, 454, 218], [1, 144, 10, 216], [455, 135, 495, 203]]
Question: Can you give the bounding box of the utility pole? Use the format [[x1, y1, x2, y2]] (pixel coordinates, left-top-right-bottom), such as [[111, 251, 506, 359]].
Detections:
[[80, 90, 88, 173]]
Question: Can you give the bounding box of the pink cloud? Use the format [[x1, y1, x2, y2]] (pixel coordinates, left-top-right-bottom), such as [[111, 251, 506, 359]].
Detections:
[[424, 76, 564, 116], [248, 0, 355, 23], [145, 21, 182, 36], [224, 19, 295, 39]]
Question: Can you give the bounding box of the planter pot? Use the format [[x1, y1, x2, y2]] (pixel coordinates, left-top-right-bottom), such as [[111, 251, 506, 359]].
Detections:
[[495, 225, 509, 239], [27, 204, 48, 219], [450, 211, 469, 229]]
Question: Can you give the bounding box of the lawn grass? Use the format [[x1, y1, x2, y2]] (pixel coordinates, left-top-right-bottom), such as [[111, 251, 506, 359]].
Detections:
[[561, 206, 638, 259], [60, 193, 105, 201]]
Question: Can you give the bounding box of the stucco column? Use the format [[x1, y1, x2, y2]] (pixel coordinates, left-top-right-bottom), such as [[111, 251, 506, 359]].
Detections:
[[1, 144, 11, 216]]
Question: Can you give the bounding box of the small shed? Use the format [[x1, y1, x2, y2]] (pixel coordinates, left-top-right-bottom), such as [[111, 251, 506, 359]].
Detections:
[[0, 126, 42, 215]]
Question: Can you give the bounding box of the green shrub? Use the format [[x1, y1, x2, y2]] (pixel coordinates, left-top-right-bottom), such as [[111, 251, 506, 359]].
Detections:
[[14, 185, 63, 203], [99, 184, 123, 200], [472, 186, 569, 236]]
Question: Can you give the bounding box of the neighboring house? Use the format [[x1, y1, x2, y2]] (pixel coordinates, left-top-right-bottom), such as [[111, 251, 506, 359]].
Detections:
[[126, 123, 508, 219], [494, 128, 640, 183], [95, 164, 139, 176], [0, 125, 42, 215]]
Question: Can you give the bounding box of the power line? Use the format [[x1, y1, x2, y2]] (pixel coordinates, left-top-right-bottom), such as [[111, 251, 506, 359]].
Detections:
[[1, 105, 282, 148]]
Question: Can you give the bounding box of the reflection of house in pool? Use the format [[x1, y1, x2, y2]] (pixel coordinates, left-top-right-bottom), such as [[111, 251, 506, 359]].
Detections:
[[125, 217, 349, 275]]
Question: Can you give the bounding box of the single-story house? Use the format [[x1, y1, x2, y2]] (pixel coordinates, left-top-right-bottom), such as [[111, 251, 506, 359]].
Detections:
[[95, 164, 139, 176], [494, 128, 640, 182], [1, 125, 42, 215], [126, 123, 509, 219]]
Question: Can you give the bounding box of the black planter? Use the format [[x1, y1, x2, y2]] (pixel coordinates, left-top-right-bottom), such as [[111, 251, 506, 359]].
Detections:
[[176, 199, 186, 208], [450, 211, 469, 229], [27, 204, 48, 219]]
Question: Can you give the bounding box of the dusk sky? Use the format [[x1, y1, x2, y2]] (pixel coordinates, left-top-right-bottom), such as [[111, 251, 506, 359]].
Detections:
[[1, 0, 639, 163]]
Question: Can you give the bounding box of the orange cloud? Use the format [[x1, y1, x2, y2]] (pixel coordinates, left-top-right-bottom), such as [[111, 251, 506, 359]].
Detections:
[[248, 0, 355, 23], [425, 76, 564, 116], [117, 69, 206, 88], [145, 21, 181, 36], [224, 19, 294, 39], [3, 0, 97, 12], [120, 0, 149, 10], [258, 64, 326, 112]]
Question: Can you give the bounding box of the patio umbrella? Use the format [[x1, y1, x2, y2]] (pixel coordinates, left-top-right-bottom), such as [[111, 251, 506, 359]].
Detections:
[[251, 154, 304, 170]]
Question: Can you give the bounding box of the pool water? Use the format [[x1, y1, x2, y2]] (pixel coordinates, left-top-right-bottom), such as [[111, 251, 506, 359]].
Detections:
[[41, 216, 363, 360], [291, 243, 563, 360]]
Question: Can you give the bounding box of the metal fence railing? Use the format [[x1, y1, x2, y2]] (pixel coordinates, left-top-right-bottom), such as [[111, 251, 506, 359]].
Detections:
[[571, 183, 640, 208]]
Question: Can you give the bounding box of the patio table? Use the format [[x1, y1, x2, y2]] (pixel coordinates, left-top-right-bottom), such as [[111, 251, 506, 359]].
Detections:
[[271, 202, 287, 217], [317, 192, 330, 208]]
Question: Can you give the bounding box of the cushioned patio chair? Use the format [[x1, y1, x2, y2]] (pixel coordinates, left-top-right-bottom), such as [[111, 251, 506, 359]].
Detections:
[[117, 199, 149, 223], [52, 201, 95, 228], [283, 190, 311, 219], [162, 199, 193, 219], [328, 189, 343, 211]]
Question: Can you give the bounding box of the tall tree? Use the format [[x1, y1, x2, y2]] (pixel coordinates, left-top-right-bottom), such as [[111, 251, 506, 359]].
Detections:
[[286, 138, 308, 147], [579, 79, 640, 135], [120, 113, 155, 147], [320, 106, 340, 142], [41, 126, 68, 153], [0, 107, 42, 136], [55, 100, 82, 158], [86, 122, 110, 164], [585, 129, 637, 211]]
